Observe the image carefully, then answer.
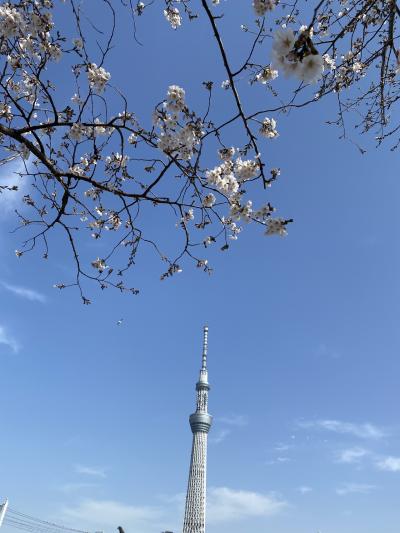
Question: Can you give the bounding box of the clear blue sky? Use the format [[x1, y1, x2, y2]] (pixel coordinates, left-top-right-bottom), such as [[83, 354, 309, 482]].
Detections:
[[0, 2, 399, 533]]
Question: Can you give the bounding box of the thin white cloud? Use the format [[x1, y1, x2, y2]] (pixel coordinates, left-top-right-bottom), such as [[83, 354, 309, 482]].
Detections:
[[157, 492, 185, 506], [266, 456, 291, 466], [298, 419, 386, 440], [0, 159, 27, 215], [210, 428, 231, 445], [274, 443, 293, 452], [297, 486, 312, 495], [0, 325, 20, 353], [62, 499, 163, 533], [217, 415, 248, 427], [210, 414, 247, 445], [375, 456, 400, 472], [207, 487, 287, 522], [315, 343, 341, 359], [336, 483, 377, 496], [62, 487, 286, 532], [1, 282, 46, 303], [58, 483, 99, 494], [336, 447, 370, 464], [74, 464, 107, 478], [63, 435, 82, 447]]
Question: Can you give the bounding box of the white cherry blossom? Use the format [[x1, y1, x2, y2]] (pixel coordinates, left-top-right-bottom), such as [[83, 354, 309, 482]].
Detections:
[[234, 158, 259, 181], [164, 7, 181, 29], [266, 218, 288, 236], [256, 65, 278, 83], [299, 54, 324, 83], [203, 194, 216, 208], [0, 4, 25, 38], [253, 0, 276, 17], [272, 27, 296, 56], [87, 63, 111, 93], [260, 117, 278, 138]]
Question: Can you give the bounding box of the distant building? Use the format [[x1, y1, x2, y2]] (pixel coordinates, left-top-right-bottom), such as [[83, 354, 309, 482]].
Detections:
[[182, 327, 212, 533]]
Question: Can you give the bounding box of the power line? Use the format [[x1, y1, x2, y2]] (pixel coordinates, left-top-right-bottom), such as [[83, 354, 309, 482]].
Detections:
[[8, 508, 89, 533], [0, 507, 91, 533], [4, 518, 58, 533], [4, 517, 81, 533]]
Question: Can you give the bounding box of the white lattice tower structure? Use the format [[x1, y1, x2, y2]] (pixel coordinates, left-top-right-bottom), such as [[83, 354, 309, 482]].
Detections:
[[182, 326, 213, 533]]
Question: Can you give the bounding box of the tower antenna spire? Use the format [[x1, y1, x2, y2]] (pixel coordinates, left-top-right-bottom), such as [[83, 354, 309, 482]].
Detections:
[[202, 325, 208, 370]]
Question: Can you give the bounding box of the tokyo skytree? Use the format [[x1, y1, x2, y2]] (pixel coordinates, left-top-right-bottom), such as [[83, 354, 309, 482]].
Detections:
[[182, 326, 213, 533]]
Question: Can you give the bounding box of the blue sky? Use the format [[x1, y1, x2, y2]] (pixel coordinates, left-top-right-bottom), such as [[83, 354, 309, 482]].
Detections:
[[1, 2, 400, 533]]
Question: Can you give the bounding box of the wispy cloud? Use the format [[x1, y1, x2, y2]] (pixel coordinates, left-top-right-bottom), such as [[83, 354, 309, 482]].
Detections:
[[315, 343, 341, 359], [298, 419, 386, 440], [336, 447, 370, 464], [210, 428, 231, 445], [0, 159, 27, 215], [1, 282, 46, 303], [62, 499, 163, 533], [336, 483, 377, 496], [266, 457, 291, 466], [0, 325, 20, 353], [297, 486, 313, 495], [217, 415, 248, 427], [58, 482, 99, 494], [375, 456, 400, 472], [210, 414, 248, 445], [274, 443, 293, 452], [334, 449, 400, 473], [207, 487, 287, 522], [62, 487, 286, 532], [74, 464, 107, 478]]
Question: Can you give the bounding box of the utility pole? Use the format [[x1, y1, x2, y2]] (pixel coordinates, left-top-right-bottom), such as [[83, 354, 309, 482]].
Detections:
[[0, 499, 9, 528]]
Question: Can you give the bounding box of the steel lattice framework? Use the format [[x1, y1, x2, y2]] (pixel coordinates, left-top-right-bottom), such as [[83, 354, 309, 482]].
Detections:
[[182, 327, 212, 533]]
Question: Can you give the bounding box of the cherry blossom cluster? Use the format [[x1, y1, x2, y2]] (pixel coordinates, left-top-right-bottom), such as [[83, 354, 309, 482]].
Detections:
[[0, 2, 54, 39], [87, 63, 111, 93], [164, 6, 181, 29], [205, 149, 260, 197], [228, 197, 288, 236], [203, 146, 285, 238], [256, 65, 278, 84], [156, 85, 203, 160], [259, 117, 278, 139], [0, 2, 62, 65], [252, 0, 276, 17], [271, 27, 324, 83]]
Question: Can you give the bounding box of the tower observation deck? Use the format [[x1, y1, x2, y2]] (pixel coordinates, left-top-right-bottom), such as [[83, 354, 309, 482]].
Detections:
[[182, 326, 212, 533]]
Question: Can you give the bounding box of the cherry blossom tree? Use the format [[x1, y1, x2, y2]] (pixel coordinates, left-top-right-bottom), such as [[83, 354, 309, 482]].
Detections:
[[0, 0, 398, 301]]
